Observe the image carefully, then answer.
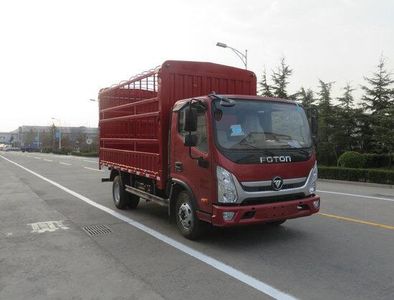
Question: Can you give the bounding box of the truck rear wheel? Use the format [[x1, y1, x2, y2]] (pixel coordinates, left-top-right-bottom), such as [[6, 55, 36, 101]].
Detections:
[[112, 175, 139, 209], [175, 191, 203, 240]]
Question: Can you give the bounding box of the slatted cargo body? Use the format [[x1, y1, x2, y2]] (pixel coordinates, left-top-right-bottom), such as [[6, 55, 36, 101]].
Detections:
[[99, 60, 256, 189]]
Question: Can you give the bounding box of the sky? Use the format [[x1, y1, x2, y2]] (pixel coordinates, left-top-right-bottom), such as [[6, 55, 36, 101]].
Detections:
[[0, 0, 393, 132]]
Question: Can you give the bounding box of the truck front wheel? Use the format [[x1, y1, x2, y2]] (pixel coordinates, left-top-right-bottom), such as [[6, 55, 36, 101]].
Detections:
[[112, 175, 139, 209], [175, 191, 203, 240]]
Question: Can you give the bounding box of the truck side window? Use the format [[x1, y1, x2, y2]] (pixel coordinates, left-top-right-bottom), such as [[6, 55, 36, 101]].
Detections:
[[178, 108, 208, 153]]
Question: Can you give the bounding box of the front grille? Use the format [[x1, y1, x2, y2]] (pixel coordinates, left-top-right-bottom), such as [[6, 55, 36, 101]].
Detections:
[[242, 181, 305, 192], [241, 193, 307, 206]]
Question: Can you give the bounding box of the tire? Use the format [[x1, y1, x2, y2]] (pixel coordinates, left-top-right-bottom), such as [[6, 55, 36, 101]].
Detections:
[[267, 219, 286, 226], [112, 175, 139, 210], [128, 193, 140, 209], [175, 191, 203, 240]]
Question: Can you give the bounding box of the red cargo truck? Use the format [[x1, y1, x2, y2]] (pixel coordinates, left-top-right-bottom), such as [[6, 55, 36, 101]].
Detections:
[[99, 60, 320, 239]]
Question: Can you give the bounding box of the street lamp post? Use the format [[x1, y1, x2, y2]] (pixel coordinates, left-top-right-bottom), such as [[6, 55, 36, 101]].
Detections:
[[88, 98, 99, 128], [216, 42, 248, 69], [51, 117, 62, 150]]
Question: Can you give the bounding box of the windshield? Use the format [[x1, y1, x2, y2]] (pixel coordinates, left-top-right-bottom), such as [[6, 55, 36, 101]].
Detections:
[[213, 99, 312, 150]]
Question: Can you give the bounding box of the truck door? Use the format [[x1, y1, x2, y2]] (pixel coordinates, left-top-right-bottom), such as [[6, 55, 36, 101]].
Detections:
[[171, 104, 213, 214]]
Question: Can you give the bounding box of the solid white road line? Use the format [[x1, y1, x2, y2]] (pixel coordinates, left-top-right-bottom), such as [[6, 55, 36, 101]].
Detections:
[[317, 190, 394, 203], [33, 157, 41, 160], [0, 154, 296, 300], [43, 159, 53, 162], [59, 162, 72, 166], [83, 167, 103, 172]]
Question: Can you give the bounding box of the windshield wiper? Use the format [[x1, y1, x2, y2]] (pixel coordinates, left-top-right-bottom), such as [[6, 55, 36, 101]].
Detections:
[[264, 132, 292, 140], [236, 133, 263, 149], [236, 142, 258, 149]]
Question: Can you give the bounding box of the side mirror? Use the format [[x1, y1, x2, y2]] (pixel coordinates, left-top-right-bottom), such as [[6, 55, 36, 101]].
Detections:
[[307, 107, 318, 145], [184, 134, 197, 147], [184, 107, 198, 132]]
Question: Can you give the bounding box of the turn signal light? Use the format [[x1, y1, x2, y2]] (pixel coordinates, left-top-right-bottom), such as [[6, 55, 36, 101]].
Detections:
[[313, 199, 320, 209]]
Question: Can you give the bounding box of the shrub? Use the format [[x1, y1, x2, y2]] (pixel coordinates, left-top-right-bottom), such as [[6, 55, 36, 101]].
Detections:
[[363, 153, 393, 169], [317, 142, 337, 166], [318, 166, 394, 185], [367, 169, 394, 184], [71, 151, 98, 157], [337, 151, 366, 168], [52, 149, 71, 155], [41, 148, 52, 153]]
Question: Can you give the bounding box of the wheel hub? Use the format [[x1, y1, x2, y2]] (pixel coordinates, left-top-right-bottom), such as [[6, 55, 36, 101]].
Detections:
[[113, 181, 120, 204], [178, 203, 193, 229]]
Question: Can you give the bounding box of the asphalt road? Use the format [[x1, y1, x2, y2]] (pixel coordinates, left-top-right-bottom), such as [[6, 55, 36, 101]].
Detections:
[[1, 151, 393, 300]]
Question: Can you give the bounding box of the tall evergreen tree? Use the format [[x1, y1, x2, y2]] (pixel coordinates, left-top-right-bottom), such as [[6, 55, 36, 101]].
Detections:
[[361, 56, 394, 113], [337, 83, 355, 110], [316, 80, 337, 165], [296, 87, 315, 109], [259, 68, 273, 97], [360, 57, 394, 152], [317, 80, 334, 113], [373, 105, 394, 155], [333, 84, 357, 152], [271, 57, 293, 98]]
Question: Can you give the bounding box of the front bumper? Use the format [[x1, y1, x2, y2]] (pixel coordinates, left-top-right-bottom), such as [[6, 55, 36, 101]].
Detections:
[[211, 195, 320, 227]]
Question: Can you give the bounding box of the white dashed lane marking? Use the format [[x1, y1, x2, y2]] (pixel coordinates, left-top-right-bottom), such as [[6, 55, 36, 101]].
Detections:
[[83, 166, 103, 172], [83, 160, 97, 164]]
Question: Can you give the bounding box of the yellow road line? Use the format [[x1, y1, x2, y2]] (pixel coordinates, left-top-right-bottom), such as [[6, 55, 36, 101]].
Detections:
[[318, 212, 394, 231]]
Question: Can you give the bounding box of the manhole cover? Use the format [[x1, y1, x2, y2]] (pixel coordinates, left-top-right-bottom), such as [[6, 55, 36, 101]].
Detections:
[[83, 224, 112, 236]]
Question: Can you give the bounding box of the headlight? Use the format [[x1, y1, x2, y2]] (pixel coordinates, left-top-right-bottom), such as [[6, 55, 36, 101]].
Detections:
[[217, 166, 238, 203], [308, 162, 318, 194]]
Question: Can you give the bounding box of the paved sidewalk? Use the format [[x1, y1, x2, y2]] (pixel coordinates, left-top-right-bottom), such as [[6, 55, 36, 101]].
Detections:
[[0, 159, 164, 300]]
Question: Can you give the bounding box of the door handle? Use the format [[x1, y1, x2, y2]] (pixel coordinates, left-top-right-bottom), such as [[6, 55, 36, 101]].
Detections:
[[175, 161, 183, 172]]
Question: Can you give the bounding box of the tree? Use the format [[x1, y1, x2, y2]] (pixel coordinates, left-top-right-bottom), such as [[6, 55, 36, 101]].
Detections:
[[354, 111, 374, 152], [271, 57, 293, 98], [61, 135, 72, 152], [360, 57, 394, 153], [316, 80, 337, 165], [337, 83, 355, 111], [361, 56, 394, 114], [369, 102, 394, 153], [332, 84, 357, 152], [9, 135, 14, 147], [317, 80, 334, 114], [76, 130, 88, 151], [41, 130, 53, 151], [296, 87, 315, 109], [24, 129, 35, 147], [51, 124, 57, 151], [373, 105, 394, 163], [258, 68, 273, 97]]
